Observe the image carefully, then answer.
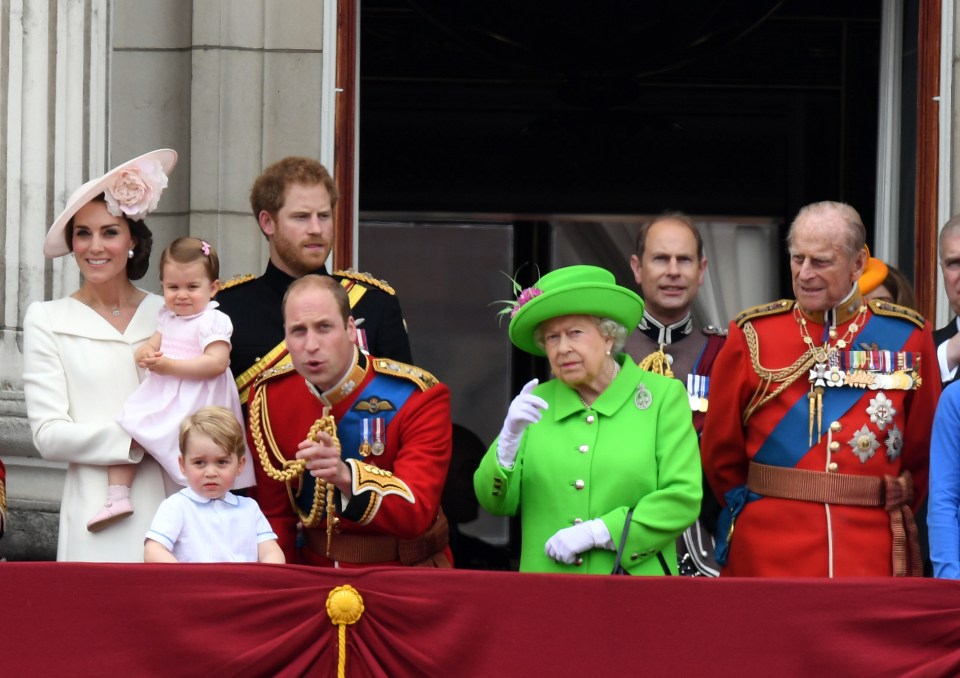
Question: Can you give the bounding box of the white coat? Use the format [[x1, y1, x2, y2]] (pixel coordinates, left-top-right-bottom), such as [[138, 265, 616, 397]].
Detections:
[[23, 293, 170, 561]]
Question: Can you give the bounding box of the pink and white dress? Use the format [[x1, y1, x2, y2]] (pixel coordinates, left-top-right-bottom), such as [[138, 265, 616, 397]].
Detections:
[[117, 301, 255, 488]]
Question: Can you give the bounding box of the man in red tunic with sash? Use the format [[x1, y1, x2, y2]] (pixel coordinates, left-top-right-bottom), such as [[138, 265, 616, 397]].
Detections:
[[701, 201, 939, 577], [247, 275, 452, 567]]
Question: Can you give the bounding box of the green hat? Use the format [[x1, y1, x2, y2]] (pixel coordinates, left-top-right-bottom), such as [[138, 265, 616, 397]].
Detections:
[[507, 265, 644, 357]]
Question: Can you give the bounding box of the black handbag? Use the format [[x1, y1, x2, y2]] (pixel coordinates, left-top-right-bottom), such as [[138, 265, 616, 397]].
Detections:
[[611, 508, 672, 575]]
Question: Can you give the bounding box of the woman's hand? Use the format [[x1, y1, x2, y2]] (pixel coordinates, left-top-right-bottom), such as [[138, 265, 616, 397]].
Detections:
[[497, 378, 548, 468], [545, 519, 613, 564]]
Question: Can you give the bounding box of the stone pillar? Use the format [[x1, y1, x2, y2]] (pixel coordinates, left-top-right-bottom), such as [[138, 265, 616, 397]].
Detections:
[[0, 0, 112, 559], [188, 0, 337, 281]]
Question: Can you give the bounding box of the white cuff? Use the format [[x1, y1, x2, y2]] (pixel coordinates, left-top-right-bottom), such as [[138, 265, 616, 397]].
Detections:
[[587, 518, 615, 551]]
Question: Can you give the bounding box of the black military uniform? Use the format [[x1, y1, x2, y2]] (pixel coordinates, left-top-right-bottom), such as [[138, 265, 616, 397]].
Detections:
[[217, 261, 412, 403], [624, 310, 725, 576]]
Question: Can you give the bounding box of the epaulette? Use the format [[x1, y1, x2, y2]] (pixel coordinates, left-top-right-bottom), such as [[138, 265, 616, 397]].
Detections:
[[867, 299, 925, 329], [334, 269, 396, 296], [253, 361, 296, 387], [220, 273, 255, 291], [371, 358, 439, 391], [702, 324, 728, 337], [734, 300, 794, 328]]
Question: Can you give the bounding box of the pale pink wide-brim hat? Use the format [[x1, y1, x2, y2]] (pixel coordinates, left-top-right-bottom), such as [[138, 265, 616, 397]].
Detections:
[[43, 148, 178, 258]]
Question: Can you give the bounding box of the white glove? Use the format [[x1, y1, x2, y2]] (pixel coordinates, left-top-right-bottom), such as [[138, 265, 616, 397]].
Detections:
[[544, 519, 614, 564], [497, 378, 549, 468]]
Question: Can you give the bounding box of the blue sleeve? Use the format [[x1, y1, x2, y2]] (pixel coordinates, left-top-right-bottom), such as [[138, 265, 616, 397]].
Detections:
[[929, 383, 960, 579]]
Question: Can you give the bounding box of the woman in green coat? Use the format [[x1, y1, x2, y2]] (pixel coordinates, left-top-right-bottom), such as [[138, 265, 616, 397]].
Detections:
[[474, 265, 702, 575]]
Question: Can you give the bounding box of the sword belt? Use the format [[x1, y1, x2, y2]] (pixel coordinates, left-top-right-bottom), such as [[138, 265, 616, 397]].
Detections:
[[747, 461, 922, 576], [303, 511, 449, 566]]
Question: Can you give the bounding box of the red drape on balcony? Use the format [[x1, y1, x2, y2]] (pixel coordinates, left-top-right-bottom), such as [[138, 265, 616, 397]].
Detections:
[[3, 563, 960, 677]]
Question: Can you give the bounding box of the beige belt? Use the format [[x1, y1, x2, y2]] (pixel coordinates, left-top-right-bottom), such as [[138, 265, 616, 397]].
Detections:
[[747, 462, 922, 577]]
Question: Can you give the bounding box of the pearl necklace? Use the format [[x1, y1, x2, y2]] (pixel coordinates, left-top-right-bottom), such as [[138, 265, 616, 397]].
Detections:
[[577, 359, 621, 409]]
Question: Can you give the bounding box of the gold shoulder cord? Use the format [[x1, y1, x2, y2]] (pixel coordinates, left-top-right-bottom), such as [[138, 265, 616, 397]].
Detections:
[[308, 415, 342, 557], [742, 321, 816, 424], [249, 384, 334, 531], [637, 345, 674, 378]]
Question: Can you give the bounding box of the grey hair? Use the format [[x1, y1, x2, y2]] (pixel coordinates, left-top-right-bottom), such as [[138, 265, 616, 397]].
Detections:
[[533, 316, 628, 352], [787, 201, 866, 260]]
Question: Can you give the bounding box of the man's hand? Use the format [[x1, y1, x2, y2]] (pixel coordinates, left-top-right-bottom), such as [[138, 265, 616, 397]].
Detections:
[[946, 333, 960, 372], [296, 431, 352, 495]]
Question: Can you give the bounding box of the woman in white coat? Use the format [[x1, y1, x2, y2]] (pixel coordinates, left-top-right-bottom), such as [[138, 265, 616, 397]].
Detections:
[[23, 150, 177, 561]]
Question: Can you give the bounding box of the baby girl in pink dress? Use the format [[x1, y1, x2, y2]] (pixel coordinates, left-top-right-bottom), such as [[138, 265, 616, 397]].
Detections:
[[88, 237, 254, 531]]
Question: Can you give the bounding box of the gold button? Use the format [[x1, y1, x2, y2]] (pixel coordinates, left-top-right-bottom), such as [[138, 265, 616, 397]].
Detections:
[[830, 421, 842, 432], [829, 441, 840, 452], [828, 462, 838, 472]]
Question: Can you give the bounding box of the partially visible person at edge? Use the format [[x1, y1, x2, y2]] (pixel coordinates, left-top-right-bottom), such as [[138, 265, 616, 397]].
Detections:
[[624, 212, 725, 577], [216, 157, 412, 408], [701, 200, 939, 577], [246, 275, 452, 567], [23, 149, 177, 561], [859, 254, 917, 310], [474, 265, 701, 575], [934, 215, 960, 387]]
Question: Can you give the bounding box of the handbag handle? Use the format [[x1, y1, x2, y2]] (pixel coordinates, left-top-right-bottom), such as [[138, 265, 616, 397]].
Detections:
[[611, 508, 672, 576]]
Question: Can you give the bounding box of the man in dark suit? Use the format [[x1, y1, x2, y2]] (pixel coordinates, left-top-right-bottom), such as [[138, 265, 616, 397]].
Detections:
[[217, 157, 412, 405], [934, 215, 960, 387]]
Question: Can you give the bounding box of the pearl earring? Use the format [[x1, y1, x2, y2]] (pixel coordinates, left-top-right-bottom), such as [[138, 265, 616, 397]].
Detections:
[[128, 249, 134, 259]]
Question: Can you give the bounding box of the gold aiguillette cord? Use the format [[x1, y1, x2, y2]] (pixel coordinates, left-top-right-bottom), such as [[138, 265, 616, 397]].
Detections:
[[308, 407, 341, 557]]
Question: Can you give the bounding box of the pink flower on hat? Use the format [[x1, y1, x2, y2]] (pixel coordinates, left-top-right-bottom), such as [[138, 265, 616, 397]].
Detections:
[[103, 158, 169, 221], [512, 286, 542, 317]]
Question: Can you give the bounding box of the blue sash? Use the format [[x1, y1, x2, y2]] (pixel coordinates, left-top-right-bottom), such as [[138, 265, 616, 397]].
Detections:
[[295, 373, 417, 518], [754, 313, 914, 468]]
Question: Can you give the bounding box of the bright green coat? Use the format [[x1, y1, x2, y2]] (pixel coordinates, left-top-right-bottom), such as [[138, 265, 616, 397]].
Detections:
[[475, 355, 701, 575]]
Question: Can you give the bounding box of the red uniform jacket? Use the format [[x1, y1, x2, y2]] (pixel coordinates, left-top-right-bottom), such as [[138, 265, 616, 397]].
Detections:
[[701, 297, 939, 576], [247, 354, 452, 566]]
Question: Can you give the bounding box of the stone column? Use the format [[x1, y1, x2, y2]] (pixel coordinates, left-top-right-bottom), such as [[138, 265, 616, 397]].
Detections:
[[189, 0, 337, 281]]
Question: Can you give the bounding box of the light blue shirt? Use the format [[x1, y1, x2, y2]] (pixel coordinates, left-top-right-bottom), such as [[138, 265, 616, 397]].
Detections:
[[929, 381, 960, 578], [146, 488, 277, 563]]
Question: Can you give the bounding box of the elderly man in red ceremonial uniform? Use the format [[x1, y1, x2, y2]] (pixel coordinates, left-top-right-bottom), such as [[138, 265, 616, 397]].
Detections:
[[247, 275, 452, 567], [701, 201, 940, 577]]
